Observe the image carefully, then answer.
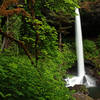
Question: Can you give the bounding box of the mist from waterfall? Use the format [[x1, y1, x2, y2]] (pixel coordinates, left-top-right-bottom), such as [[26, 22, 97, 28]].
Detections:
[[65, 8, 96, 87]]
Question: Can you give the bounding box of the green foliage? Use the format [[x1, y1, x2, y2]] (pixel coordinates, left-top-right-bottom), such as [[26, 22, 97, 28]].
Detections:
[[0, 1, 85, 99], [96, 35, 100, 48], [34, 0, 79, 16], [0, 55, 75, 100], [9, 15, 22, 55], [21, 17, 58, 57], [59, 44, 76, 77], [83, 40, 100, 76], [1, 15, 22, 55], [83, 39, 99, 59]]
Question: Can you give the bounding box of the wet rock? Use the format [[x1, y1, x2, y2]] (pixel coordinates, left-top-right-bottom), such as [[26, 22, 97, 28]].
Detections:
[[96, 99, 100, 100], [83, 76, 87, 84], [84, 60, 95, 68], [80, 0, 100, 37], [95, 74, 100, 86], [68, 59, 96, 76], [73, 93, 94, 100], [84, 60, 96, 77], [69, 85, 89, 95], [85, 67, 95, 76]]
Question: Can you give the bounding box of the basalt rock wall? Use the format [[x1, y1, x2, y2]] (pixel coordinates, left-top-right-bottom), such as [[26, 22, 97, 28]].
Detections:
[[80, 0, 100, 38]]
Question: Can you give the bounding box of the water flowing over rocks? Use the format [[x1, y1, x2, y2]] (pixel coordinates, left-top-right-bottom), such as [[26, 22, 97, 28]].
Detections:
[[67, 59, 100, 86]]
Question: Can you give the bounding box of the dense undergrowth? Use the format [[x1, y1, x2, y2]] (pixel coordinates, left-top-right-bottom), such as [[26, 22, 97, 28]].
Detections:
[[83, 39, 100, 74], [0, 12, 77, 100], [0, 53, 75, 100], [0, 40, 76, 100], [1, 38, 100, 100]]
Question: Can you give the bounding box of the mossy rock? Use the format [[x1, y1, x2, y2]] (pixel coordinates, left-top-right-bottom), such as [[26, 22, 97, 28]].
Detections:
[[69, 85, 89, 95], [73, 93, 94, 100]]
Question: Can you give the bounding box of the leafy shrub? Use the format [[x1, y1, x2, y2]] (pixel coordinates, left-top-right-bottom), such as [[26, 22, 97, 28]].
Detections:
[[83, 40, 100, 76], [0, 55, 75, 100], [96, 35, 100, 48], [83, 39, 99, 59], [21, 17, 58, 57], [59, 44, 76, 77]]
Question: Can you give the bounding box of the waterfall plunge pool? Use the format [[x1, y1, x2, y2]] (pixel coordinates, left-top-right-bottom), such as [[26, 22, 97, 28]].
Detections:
[[88, 86, 100, 99], [65, 74, 96, 88], [65, 75, 100, 99]]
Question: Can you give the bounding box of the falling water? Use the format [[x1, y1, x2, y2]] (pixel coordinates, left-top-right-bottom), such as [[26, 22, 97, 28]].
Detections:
[[65, 8, 96, 87], [75, 8, 85, 77]]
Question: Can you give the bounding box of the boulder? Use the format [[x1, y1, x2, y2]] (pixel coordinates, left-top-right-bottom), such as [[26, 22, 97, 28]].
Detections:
[[73, 93, 94, 100], [69, 85, 89, 95]]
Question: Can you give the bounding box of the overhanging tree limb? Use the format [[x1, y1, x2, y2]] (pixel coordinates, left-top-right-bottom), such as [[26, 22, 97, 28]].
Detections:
[[0, 8, 30, 17], [0, 0, 30, 17], [0, 29, 34, 65]]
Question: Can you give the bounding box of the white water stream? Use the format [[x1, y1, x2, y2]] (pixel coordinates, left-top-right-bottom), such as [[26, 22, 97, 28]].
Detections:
[[65, 8, 96, 87]]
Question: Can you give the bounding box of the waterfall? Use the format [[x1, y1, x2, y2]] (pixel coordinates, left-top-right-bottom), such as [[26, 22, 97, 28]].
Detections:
[[65, 8, 96, 87], [75, 8, 85, 77]]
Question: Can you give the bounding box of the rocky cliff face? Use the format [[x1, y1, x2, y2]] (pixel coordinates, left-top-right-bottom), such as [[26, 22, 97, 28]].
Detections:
[[80, 0, 100, 38]]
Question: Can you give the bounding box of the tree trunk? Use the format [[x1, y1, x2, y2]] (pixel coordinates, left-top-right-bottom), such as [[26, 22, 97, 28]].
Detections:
[[0, 0, 30, 17], [35, 33, 39, 67], [59, 33, 62, 51], [27, 0, 35, 18], [0, 29, 34, 65], [1, 17, 9, 52]]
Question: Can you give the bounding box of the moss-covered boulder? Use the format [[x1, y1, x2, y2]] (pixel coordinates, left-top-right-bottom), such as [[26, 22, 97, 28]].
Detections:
[[73, 93, 94, 100]]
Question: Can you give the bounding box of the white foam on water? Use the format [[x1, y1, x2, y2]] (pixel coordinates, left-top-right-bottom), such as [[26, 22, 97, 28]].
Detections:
[[65, 75, 96, 87]]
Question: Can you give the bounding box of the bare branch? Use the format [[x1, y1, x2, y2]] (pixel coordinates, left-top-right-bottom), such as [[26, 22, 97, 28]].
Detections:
[[0, 29, 34, 65]]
